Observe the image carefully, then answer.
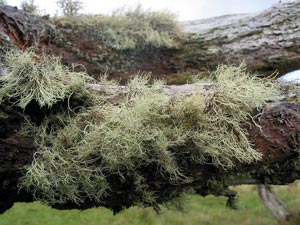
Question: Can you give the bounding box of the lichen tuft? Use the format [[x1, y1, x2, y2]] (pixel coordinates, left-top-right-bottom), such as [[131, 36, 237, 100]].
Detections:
[[0, 49, 91, 109], [11, 55, 280, 208]]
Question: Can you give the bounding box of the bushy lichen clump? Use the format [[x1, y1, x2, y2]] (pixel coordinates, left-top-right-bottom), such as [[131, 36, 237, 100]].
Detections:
[[0, 50, 90, 109], [173, 64, 274, 168], [10, 51, 279, 207], [0, 50, 281, 208], [53, 5, 183, 50]]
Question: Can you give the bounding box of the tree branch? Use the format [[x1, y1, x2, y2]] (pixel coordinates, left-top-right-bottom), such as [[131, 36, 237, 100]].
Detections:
[[1, 2, 300, 80], [0, 82, 299, 214]]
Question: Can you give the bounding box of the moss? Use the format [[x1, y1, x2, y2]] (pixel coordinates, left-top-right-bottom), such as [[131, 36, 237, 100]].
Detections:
[[15, 58, 281, 208]]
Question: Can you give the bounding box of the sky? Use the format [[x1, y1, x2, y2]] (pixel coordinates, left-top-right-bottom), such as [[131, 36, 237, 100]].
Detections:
[[6, 0, 284, 21]]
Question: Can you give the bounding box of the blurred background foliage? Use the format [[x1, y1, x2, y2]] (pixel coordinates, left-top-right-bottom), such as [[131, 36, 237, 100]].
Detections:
[[1, 183, 299, 225]]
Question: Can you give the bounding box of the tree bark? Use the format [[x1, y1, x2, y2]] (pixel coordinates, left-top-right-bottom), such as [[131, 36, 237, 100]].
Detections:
[[1, 2, 300, 82], [47, 0, 300, 81], [257, 184, 300, 225], [0, 83, 300, 215], [182, 1, 300, 77]]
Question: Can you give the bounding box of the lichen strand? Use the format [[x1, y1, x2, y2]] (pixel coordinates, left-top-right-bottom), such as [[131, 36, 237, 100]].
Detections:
[[0, 50, 91, 109], [18, 63, 280, 210]]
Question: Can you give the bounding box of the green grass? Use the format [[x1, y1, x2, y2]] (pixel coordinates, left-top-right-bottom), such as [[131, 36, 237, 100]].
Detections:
[[1, 184, 300, 225]]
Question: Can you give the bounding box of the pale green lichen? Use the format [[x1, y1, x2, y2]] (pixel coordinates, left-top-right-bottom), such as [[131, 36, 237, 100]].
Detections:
[[181, 64, 280, 168], [0, 50, 91, 109], [19, 62, 280, 206]]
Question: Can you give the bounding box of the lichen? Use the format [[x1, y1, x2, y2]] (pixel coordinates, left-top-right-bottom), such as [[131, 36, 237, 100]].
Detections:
[[0, 49, 91, 109], [184, 64, 280, 168], [16, 57, 280, 208], [50, 5, 186, 76], [53, 5, 184, 50]]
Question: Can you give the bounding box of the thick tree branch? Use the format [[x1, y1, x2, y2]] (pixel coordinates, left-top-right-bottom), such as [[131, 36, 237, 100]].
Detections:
[[182, 1, 300, 77], [1, 2, 300, 80], [0, 82, 299, 215]]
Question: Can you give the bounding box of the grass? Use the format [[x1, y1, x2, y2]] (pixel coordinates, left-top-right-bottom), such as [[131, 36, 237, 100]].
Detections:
[[1, 184, 300, 225]]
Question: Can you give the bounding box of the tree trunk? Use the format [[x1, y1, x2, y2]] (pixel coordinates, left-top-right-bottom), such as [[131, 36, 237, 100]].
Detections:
[[1, 2, 300, 82]]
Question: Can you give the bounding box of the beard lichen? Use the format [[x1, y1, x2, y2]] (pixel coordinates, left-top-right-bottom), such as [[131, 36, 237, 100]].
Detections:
[[0, 50, 91, 109], [183, 64, 280, 168], [0, 51, 280, 209]]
